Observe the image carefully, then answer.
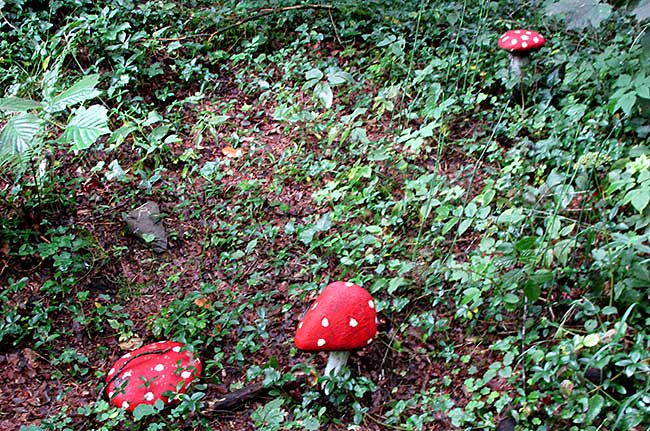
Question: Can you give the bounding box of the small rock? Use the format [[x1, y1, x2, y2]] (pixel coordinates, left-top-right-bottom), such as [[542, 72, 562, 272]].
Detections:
[[497, 417, 516, 431], [125, 201, 168, 253]]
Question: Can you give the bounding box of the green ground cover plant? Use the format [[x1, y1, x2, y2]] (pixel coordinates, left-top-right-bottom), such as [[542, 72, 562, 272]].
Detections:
[[1, 0, 649, 430]]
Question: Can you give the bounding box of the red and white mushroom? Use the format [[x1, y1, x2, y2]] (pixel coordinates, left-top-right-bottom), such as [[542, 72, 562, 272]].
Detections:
[[294, 281, 377, 376], [498, 29, 546, 78], [105, 341, 201, 412]]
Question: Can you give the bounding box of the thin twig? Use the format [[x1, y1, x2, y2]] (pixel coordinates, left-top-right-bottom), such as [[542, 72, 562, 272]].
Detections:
[[0, 10, 16, 31], [328, 9, 342, 47]]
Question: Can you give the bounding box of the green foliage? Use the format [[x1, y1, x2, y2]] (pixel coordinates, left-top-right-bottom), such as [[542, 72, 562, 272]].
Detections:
[[0, 71, 109, 165], [2, 0, 650, 430]]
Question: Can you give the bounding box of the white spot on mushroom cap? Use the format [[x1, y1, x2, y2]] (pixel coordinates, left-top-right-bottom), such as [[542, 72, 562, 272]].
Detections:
[[344, 282, 353, 287], [298, 321, 303, 329], [349, 318, 358, 327], [317, 338, 326, 347], [181, 371, 192, 379], [121, 401, 130, 409], [368, 300, 375, 309], [321, 317, 329, 327], [510, 38, 518, 46], [521, 35, 529, 41], [522, 42, 528, 48], [144, 392, 154, 401], [533, 37, 540, 44], [122, 370, 132, 379], [154, 364, 165, 372], [122, 352, 131, 359], [108, 368, 116, 376], [172, 346, 181, 353], [514, 30, 522, 34], [108, 391, 115, 399], [311, 302, 319, 311], [367, 338, 374, 345]]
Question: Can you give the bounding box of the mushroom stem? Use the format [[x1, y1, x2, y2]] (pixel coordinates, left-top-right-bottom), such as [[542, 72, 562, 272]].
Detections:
[[324, 350, 350, 376], [509, 54, 530, 79]]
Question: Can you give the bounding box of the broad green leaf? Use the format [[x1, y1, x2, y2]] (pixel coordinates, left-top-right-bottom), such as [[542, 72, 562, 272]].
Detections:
[[327, 69, 353, 85], [583, 333, 600, 347], [314, 83, 333, 108], [497, 208, 525, 225], [47, 74, 102, 112], [585, 394, 604, 423], [625, 188, 649, 213], [613, 91, 637, 116], [523, 281, 541, 302], [0, 97, 42, 113], [304, 68, 323, 81], [62, 105, 110, 151], [132, 403, 156, 421], [546, 0, 612, 29], [0, 113, 42, 158]]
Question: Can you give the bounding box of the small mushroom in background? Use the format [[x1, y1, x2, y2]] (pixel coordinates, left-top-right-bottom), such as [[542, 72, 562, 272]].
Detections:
[[295, 281, 377, 376], [105, 340, 201, 412], [498, 29, 546, 79]]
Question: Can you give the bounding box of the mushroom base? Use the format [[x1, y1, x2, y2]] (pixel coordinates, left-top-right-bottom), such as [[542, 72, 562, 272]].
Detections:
[[324, 350, 351, 376]]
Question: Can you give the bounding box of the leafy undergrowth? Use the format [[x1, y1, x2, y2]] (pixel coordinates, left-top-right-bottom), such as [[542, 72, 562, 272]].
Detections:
[[1, 1, 650, 430]]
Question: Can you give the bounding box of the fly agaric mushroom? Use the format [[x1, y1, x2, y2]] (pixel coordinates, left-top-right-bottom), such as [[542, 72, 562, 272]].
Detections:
[[498, 29, 545, 78], [295, 281, 377, 376], [105, 341, 201, 412]]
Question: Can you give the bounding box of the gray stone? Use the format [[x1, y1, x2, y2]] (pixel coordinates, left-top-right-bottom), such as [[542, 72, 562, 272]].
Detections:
[[125, 201, 168, 253]]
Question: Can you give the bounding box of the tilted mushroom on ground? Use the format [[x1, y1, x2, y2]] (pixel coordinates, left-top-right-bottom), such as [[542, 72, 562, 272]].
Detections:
[[294, 281, 377, 376], [498, 29, 545, 79], [105, 340, 201, 412]]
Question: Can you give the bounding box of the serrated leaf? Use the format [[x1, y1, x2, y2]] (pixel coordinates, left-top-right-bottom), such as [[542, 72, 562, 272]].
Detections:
[[546, 0, 612, 29], [47, 74, 102, 112], [625, 188, 650, 213], [0, 113, 42, 158], [62, 105, 110, 151], [0, 97, 42, 113]]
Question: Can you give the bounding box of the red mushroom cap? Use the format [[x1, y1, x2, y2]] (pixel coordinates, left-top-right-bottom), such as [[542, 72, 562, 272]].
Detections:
[[105, 341, 201, 412], [294, 281, 377, 351], [498, 29, 545, 52]]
